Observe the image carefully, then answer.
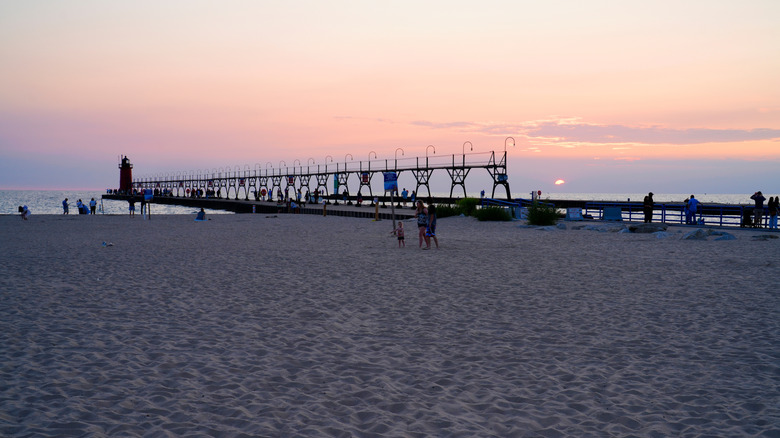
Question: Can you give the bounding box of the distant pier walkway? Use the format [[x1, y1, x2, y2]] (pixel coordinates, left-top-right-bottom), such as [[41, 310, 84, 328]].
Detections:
[[101, 193, 772, 229], [102, 193, 418, 220]]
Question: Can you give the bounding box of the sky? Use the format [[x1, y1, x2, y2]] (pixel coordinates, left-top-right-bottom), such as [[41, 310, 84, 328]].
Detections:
[[1, 0, 779, 195]]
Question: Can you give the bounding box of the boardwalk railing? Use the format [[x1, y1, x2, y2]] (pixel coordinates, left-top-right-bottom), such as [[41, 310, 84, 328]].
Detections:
[[475, 198, 769, 228], [582, 202, 762, 227]]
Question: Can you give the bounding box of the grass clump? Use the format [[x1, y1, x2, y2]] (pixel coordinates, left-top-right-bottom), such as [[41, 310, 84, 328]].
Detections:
[[474, 206, 512, 221], [456, 197, 480, 216], [434, 204, 461, 218], [526, 200, 559, 226]]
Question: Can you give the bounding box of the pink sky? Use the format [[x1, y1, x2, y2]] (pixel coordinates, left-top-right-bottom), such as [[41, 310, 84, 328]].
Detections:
[[1, 1, 778, 194]]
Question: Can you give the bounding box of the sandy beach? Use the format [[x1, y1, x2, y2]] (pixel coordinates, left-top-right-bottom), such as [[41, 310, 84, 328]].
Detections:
[[1, 213, 778, 437]]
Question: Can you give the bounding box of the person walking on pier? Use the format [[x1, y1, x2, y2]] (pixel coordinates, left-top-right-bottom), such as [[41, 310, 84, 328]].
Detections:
[[402, 188, 408, 207], [643, 192, 654, 223], [751, 191, 766, 228]]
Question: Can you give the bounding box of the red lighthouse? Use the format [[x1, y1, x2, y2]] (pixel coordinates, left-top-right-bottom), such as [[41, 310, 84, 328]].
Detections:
[[119, 156, 133, 193]]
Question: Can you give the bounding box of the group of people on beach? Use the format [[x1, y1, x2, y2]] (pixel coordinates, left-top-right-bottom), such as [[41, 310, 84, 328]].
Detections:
[[394, 200, 438, 249], [61, 198, 97, 215]]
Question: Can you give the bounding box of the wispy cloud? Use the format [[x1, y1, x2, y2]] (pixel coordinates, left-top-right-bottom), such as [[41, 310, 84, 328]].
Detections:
[[524, 121, 780, 145], [404, 117, 780, 145]]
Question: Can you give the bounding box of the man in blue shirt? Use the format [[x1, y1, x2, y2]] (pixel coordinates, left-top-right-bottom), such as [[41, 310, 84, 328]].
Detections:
[[686, 195, 700, 224]]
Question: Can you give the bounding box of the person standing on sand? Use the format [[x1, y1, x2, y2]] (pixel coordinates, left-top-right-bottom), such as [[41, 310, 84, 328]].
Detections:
[[643, 192, 654, 223], [62, 198, 69, 214], [128, 197, 136, 216], [750, 191, 766, 228], [427, 203, 439, 249], [767, 196, 778, 229], [395, 222, 405, 247], [89, 198, 97, 215], [415, 201, 430, 249]]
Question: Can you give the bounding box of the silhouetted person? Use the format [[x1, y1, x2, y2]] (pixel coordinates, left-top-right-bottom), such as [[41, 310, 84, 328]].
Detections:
[[643, 192, 654, 223]]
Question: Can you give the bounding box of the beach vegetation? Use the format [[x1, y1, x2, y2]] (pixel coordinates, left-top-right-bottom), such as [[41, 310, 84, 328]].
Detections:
[[434, 204, 461, 218], [457, 197, 480, 216], [474, 206, 512, 221], [526, 200, 559, 226]]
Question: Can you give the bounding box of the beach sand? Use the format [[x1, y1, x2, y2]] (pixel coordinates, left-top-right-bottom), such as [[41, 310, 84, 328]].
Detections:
[[1, 214, 778, 437]]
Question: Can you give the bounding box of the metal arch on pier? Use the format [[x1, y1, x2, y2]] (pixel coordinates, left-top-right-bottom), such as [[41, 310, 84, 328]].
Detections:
[[131, 150, 512, 202]]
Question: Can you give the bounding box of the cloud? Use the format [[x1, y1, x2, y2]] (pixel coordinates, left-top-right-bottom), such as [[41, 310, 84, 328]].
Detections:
[[410, 120, 479, 129], [405, 117, 780, 145], [523, 122, 780, 145]]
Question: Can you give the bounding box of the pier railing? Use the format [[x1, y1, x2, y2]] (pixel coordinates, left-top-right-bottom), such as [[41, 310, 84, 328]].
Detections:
[[582, 202, 760, 227], [477, 198, 768, 228], [129, 150, 512, 201]]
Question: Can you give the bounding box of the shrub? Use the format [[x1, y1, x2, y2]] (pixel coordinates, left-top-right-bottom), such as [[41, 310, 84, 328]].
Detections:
[[434, 204, 460, 218], [474, 206, 512, 221], [457, 197, 480, 216], [526, 200, 559, 226]]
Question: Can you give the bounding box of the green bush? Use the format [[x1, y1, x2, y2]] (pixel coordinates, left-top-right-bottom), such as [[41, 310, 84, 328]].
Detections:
[[434, 204, 461, 218], [526, 200, 559, 226], [474, 206, 512, 221], [457, 197, 480, 216]]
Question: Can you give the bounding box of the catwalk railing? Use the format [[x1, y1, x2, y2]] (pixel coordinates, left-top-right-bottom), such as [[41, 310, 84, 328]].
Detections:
[[129, 151, 511, 201]]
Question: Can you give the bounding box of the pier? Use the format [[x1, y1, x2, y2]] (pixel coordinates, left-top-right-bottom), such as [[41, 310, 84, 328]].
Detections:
[[104, 148, 772, 228], [122, 149, 512, 203]]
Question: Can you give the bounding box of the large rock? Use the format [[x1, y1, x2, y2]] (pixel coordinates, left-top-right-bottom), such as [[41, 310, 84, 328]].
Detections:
[[584, 224, 626, 233], [654, 231, 674, 239], [628, 223, 668, 233], [751, 234, 779, 241], [682, 229, 709, 240]]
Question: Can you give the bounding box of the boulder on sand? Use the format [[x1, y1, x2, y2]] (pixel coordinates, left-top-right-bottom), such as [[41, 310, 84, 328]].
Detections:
[[628, 223, 668, 233]]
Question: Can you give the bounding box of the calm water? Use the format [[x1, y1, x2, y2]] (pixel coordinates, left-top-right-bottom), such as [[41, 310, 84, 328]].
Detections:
[[0, 190, 233, 216], [0, 190, 758, 216]]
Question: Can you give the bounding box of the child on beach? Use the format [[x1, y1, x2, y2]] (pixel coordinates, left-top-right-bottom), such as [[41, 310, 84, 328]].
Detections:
[[395, 222, 405, 247]]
